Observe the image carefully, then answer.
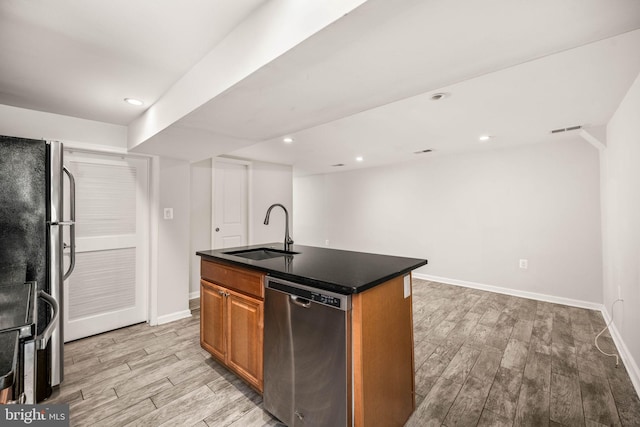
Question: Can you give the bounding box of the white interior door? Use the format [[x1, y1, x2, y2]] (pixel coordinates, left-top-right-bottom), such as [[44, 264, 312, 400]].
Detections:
[[213, 160, 248, 249], [63, 152, 149, 342]]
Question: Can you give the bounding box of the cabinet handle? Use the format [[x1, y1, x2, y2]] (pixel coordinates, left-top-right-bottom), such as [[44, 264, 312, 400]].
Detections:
[[218, 290, 225, 296]]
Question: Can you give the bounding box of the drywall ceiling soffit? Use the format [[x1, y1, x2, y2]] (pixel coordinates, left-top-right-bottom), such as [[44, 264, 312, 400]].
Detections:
[[177, 0, 640, 143], [0, 0, 268, 125], [227, 29, 640, 176], [126, 0, 370, 151], [129, 123, 255, 161]]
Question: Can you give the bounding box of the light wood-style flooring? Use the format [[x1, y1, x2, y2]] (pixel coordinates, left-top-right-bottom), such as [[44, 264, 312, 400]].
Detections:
[[48, 279, 640, 426], [407, 280, 640, 426]]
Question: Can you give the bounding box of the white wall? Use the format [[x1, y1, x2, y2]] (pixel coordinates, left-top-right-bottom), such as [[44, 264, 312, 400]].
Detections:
[[189, 159, 212, 297], [294, 138, 603, 305], [0, 104, 127, 149], [250, 161, 294, 245], [187, 158, 293, 298], [157, 158, 191, 323], [603, 71, 640, 392]]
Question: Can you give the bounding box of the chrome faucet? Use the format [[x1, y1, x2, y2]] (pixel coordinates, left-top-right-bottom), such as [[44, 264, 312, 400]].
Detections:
[[264, 203, 294, 251]]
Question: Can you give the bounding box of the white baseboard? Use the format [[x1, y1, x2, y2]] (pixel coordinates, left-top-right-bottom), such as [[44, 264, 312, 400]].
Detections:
[[413, 273, 602, 311], [413, 272, 640, 397], [189, 290, 200, 300], [601, 307, 640, 399], [156, 309, 192, 326]]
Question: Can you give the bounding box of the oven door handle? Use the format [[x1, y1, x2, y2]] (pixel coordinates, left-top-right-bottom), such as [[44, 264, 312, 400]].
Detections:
[[35, 290, 59, 350]]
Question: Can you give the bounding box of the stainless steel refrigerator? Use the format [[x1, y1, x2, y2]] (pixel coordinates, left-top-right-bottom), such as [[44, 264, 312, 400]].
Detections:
[[0, 135, 75, 402]]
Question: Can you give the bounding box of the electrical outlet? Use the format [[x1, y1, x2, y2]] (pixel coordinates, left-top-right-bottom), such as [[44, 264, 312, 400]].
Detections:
[[519, 259, 528, 269], [325, 239, 330, 246], [163, 208, 173, 220]]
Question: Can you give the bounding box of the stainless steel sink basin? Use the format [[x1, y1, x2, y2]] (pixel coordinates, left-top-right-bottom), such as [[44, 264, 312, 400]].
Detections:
[[223, 248, 299, 261]]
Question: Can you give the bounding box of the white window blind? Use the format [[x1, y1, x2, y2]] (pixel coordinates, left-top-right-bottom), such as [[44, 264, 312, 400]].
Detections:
[[73, 163, 136, 238], [69, 248, 136, 320]]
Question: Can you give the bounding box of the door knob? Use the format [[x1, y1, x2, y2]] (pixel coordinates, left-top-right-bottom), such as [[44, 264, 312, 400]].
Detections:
[[215, 227, 220, 232]]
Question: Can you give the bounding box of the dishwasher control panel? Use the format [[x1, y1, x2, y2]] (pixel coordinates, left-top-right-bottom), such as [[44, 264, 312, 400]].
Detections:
[[312, 293, 341, 308], [266, 278, 351, 311]]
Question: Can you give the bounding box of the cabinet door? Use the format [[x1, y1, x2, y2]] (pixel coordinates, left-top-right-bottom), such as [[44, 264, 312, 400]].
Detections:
[[200, 280, 226, 361], [226, 289, 263, 391]]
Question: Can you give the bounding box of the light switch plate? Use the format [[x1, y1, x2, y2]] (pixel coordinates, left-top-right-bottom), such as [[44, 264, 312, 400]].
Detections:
[[403, 275, 411, 298], [163, 208, 174, 220]]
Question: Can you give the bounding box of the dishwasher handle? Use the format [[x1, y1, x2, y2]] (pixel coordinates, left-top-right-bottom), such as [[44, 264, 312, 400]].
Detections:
[[290, 295, 311, 308]]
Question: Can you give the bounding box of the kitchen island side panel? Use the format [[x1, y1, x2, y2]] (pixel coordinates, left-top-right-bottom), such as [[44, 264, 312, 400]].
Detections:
[[352, 274, 415, 427]]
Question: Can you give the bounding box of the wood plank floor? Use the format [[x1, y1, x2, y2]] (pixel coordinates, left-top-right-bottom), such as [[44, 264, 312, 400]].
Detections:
[[48, 279, 640, 426]]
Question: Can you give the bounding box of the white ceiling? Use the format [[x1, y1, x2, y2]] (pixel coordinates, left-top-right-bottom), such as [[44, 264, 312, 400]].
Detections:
[[2, 0, 640, 175], [0, 0, 268, 124], [229, 29, 640, 174]]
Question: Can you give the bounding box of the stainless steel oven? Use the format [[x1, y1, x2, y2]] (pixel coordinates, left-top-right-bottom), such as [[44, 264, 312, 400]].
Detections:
[[0, 281, 58, 404]]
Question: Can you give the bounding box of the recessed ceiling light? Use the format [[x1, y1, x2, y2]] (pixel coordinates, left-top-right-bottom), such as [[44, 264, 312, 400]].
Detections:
[[479, 135, 492, 142], [124, 98, 143, 106], [355, 156, 364, 162], [283, 137, 294, 143], [430, 92, 450, 101]]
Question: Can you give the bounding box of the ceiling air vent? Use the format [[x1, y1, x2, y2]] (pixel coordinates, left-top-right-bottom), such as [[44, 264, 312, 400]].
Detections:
[[331, 163, 345, 167], [430, 93, 449, 101], [551, 125, 582, 134], [414, 149, 433, 154]]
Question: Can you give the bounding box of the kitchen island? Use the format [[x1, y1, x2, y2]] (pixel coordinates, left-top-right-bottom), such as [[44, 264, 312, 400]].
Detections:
[[197, 244, 427, 427]]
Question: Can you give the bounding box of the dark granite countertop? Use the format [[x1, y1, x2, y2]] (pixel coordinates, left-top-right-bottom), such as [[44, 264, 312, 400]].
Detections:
[[197, 243, 427, 295]]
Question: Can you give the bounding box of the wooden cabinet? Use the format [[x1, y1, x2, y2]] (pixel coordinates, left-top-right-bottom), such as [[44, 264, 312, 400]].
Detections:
[[200, 280, 226, 361], [200, 260, 264, 392], [226, 289, 263, 387]]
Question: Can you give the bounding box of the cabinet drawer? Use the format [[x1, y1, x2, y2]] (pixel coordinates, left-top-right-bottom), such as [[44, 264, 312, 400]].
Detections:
[[201, 260, 264, 299]]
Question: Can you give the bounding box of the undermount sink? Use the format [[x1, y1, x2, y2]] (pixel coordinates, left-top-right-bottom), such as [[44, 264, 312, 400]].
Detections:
[[224, 247, 300, 261]]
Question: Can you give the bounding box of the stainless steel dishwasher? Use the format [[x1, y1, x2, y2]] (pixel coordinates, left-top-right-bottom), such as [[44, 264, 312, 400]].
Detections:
[[264, 277, 351, 427]]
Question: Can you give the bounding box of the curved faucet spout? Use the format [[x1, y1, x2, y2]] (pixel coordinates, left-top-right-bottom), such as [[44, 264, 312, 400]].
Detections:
[[264, 203, 294, 251]]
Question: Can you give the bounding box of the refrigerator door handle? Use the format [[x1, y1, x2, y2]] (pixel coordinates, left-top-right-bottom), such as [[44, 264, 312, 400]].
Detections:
[[36, 291, 60, 350], [62, 166, 76, 281]]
